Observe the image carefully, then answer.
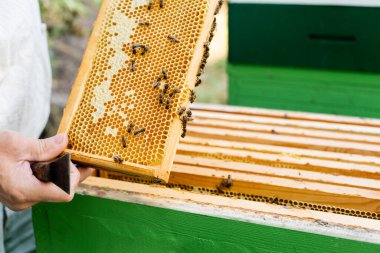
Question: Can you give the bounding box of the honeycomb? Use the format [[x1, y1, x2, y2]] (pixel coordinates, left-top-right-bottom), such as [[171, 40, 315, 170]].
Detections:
[[59, 0, 222, 180], [101, 171, 380, 221]]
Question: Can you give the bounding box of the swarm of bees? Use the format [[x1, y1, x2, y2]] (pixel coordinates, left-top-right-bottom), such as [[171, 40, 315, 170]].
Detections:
[[112, 0, 224, 163]]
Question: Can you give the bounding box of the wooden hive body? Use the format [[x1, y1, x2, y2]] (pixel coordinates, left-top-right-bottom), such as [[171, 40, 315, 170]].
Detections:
[[101, 103, 380, 220], [59, 0, 222, 181]]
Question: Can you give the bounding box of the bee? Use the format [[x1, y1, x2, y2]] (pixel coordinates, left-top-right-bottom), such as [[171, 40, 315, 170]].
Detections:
[[202, 56, 208, 64], [132, 44, 149, 55], [186, 110, 192, 117], [132, 44, 141, 55], [214, 0, 224, 15], [203, 50, 210, 61], [271, 129, 278, 134], [195, 77, 202, 87], [210, 17, 217, 34], [153, 77, 161, 89], [148, 0, 153, 10], [130, 60, 135, 72], [216, 183, 223, 193], [209, 32, 215, 42], [199, 62, 206, 72], [141, 45, 149, 55], [121, 135, 127, 148], [202, 51, 210, 63], [113, 153, 123, 164], [165, 98, 171, 110], [271, 197, 279, 204], [169, 88, 181, 97], [161, 69, 168, 80], [204, 42, 210, 51], [153, 178, 165, 184], [224, 175, 232, 188], [127, 122, 135, 133], [163, 83, 170, 94], [159, 93, 164, 104], [138, 20, 150, 26], [189, 90, 196, 103], [167, 35, 179, 43], [159, 0, 164, 8], [181, 118, 187, 138], [182, 116, 194, 124], [178, 106, 186, 116], [134, 128, 146, 136]]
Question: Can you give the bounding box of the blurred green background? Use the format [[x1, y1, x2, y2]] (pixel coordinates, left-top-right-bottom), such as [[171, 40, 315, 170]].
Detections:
[[39, 0, 228, 137]]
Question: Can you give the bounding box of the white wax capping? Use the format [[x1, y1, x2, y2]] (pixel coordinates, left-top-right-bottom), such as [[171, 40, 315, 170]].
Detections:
[[118, 111, 128, 119], [131, 0, 149, 11], [105, 126, 118, 137], [91, 80, 114, 123], [126, 90, 136, 96], [91, 8, 138, 123]]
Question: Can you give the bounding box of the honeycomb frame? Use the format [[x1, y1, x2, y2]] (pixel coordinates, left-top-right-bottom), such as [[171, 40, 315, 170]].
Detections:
[[59, 0, 221, 181]]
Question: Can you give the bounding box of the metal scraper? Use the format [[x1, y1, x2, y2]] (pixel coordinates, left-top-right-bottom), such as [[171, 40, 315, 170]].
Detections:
[[30, 153, 71, 194]]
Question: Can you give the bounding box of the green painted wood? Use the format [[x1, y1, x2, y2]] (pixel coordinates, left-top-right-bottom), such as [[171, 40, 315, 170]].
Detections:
[[33, 194, 380, 252], [228, 3, 380, 72], [228, 63, 380, 118]]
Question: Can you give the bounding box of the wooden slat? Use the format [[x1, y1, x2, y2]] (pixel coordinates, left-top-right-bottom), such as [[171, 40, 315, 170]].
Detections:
[[191, 103, 380, 127], [169, 164, 380, 213], [173, 155, 380, 190], [193, 110, 380, 135], [181, 136, 380, 167], [99, 104, 380, 216], [185, 126, 380, 157], [190, 118, 380, 144], [177, 143, 380, 178]]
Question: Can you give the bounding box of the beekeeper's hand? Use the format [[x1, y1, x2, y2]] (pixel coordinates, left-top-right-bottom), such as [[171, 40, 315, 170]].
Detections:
[[0, 130, 93, 211]]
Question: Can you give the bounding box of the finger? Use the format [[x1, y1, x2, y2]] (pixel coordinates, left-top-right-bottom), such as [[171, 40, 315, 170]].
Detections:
[[27, 179, 72, 203], [78, 167, 95, 182], [23, 133, 68, 162], [67, 162, 81, 200]]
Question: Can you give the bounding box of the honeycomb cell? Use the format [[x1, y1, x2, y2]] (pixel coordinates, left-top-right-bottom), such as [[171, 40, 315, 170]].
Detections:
[[63, 0, 219, 172]]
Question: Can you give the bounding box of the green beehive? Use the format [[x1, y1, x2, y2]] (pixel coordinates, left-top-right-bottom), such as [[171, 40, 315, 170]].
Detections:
[[228, 0, 380, 118]]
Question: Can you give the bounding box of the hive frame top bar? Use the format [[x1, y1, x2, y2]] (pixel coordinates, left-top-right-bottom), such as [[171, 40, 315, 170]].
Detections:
[[59, 0, 221, 181], [229, 0, 380, 7]]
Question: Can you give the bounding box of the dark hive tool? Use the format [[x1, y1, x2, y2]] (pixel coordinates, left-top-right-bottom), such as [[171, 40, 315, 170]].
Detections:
[[30, 153, 71, 194]]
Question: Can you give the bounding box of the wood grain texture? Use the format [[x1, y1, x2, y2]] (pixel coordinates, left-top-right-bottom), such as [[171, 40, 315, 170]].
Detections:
[[100, 103, 380, 216]]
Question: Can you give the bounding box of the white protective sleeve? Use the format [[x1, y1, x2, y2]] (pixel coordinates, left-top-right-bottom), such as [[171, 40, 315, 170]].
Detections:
[[0, 0, 52, 139]]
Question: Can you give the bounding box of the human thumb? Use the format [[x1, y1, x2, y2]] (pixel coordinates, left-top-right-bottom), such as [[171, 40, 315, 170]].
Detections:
[[27, 133, 68, 162]]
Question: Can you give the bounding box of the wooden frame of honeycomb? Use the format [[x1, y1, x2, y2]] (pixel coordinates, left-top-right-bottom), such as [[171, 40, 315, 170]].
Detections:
[[59, 0, 222, 181]]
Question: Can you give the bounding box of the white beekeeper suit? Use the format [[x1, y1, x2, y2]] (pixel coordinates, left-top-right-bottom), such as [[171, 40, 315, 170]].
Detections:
[[0, 0, 51, 252]]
